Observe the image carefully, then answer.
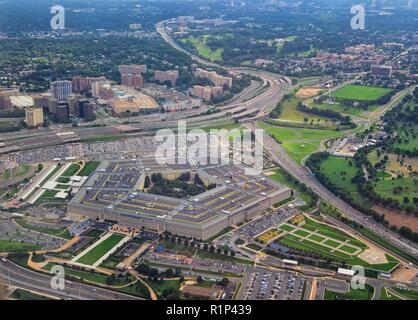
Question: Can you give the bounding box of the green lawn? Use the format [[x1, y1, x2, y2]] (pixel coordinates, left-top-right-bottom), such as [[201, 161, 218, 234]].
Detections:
[[325, 284, 374, 300], [319, 156, 360, 192], [259, 121, 354, 163], [144, 279, 182, 297], [43, 263, 135, 286], [76, 234, 124, 265], [392, 287, 418, 300], [380, 288, 402, 300], [181, 36, 223, 61], [0, 240, 41, 252], [332, 85, 392, 102], [61, 163, 81, 177], [78, 161, 100, 177], [277, 98, 332, 123], [2, 165, 31, 181], [9, 288, 52, 300], [279, 224, 295, 232], [373, 176, 418, 202]]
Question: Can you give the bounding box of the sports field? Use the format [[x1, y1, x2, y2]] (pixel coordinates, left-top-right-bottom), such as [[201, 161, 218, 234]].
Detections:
[[332, 85, 392, 102], [277, 216, 399, 272], [76, 234, 124, 265]]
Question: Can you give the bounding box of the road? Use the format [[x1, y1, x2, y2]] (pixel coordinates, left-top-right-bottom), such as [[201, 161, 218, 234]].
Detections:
[[244, 122, 418, 261], [0, 257, 142, 300]]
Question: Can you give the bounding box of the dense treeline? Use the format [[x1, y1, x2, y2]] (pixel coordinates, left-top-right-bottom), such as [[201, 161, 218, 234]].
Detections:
[[296, 102, 355, 127]]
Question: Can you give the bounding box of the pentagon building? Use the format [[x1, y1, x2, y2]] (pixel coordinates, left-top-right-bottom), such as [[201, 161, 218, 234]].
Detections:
[[68, 159, 291, 240]]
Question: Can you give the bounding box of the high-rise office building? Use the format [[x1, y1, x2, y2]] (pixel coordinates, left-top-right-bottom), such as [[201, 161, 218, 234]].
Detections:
[[55, 103, 69, 122], [74, 99, 94, 120], [0, 87, 19, 111], [51, 80, 72, 101], [121, 74, 144, 88], [25, 107, 44, 127]]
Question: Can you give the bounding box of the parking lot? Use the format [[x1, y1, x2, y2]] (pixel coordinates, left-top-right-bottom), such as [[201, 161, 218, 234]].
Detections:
[[215, 206, 299, 247], [0, 218, 66, 249], [239, 268, 307, 300]]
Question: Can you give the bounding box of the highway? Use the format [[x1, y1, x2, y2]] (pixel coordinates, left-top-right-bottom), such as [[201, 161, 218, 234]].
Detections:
[[245, 122, 418, 261], [0, 257, 141, 300]]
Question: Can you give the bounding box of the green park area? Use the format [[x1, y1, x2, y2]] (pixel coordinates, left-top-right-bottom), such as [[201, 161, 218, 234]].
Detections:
[[317, 156, 369, 204], [1, 165, 31, 181], [61, 163, 81, 177], [276, 36, 298, 53], [76, 234, 124, 265], [0, 239, 41, 252], [332, 85, 392, 102], [325, 284, 374, 300], [259, 121, 353, 163], [379, 288, 402, 300], [181, 35, 224, 61], [78, 161, 100, 176], [275, 98, 333, 124], [392, 287, 418, 300], [309, 101, 372, 118], [277, 216, 399, 272], [9, 288, 52, 300]]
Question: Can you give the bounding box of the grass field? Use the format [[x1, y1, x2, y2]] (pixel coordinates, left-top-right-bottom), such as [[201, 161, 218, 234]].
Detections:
[[332, 85, 392, 102], [259, 121, 352, 163], [317, 155, 372, 206], [276, 98, 332, 123], [277, 216, 398, 272], [144, 279, 182, 297], [393, 287, 418, 300], [276, 36, 298, 53], [325, 284, 374, 300], [61, 163, 81, 177], [76, 234, 124, 265], [43, 263, 136, 286], [0, 239, 41, 252], [2, 165, 31, 181], [309, 102, 372, 118], [9, 288, 52, 300], [379, 288, 402, 300], [181, 36, 223, 61], [78, 161, 100, 176]]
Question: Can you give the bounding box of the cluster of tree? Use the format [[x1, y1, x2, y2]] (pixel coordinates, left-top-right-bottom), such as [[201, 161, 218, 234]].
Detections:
[[136, 264, 181, 281], [160, 232, 236, 257], [0, 121, 23, 133], [269, 101, 283, 119], [296, 102, 355, 127], [146, 173, 214, 198], [306, 151, 418, 242]]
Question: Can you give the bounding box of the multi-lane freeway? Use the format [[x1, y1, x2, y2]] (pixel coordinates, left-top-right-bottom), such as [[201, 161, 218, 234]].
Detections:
[[0, 257, 141, 300]]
